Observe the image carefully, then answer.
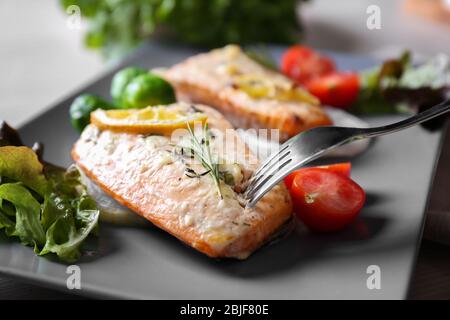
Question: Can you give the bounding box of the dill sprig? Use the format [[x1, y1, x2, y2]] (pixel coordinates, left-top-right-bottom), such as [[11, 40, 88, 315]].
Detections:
[[185, 123, 223, 199]]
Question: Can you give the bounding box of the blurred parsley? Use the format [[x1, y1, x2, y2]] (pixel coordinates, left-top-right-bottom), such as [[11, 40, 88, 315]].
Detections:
[[61, 0, 306, 60]]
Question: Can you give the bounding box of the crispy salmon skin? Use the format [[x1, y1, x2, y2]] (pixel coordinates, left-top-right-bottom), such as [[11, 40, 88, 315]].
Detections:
[[72, 102, 292, 259], [159, 45, 332, 141]]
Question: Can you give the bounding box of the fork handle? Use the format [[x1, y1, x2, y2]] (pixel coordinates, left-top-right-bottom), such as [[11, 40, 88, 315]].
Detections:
[[358, 98, 450, 138]]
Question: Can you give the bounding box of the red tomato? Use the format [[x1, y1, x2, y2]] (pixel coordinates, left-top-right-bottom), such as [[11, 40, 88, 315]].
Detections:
[[306, 72, 360, 109], [284, 162, 351, 189], [290, 168, 365, 232], [318, 162, 351, 178], [284, 171, 301, 189], [281, 45, 336, 85]]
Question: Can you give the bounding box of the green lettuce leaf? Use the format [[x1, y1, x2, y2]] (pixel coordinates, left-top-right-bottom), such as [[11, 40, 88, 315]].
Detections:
[[40, 166, 100, 262], [0, 183, 46, 246], [0, 146, 100, 262], [0, 146, 47, 196], [0, 210, 14, 233], [40, 194, 99, 262], [352, 52, 450, 118]]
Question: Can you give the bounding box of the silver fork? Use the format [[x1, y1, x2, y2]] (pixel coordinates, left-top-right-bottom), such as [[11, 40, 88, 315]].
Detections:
[[245, 98, 450, 207]]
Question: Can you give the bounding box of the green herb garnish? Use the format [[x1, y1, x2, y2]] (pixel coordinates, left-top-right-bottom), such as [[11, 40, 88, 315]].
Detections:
[[184, 123, 223, 199], [245, 46, 278, 71]]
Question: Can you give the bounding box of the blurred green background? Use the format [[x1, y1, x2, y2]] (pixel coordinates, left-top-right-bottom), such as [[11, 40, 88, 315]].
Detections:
[[60, 0, 307, 59]]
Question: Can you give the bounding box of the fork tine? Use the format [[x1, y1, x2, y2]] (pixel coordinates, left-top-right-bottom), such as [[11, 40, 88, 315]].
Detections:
[[246, 148, 291, 190], [245, 157, 293, 199], [244, 139, 294, 200], [252, 139, 292, 177], [245, 137, 348, 207], [246, 161, 298, 207]]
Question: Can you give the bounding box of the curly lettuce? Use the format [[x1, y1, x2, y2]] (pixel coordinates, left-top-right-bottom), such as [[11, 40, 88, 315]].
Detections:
[[0, 146, 47, 195], [352, 52, 450, 117], [0, 146, 99, 262]]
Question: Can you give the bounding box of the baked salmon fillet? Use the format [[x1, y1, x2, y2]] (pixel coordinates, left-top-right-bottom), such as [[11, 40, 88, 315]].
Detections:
[[158, 45, 332, 141], [72, 102, 292, 259]]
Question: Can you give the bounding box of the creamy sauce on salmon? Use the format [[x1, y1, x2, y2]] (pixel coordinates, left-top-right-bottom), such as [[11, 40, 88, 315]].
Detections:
[[73, 103, 292, 259]]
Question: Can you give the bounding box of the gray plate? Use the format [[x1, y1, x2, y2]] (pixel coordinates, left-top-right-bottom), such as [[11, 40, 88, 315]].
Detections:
[[0, 43, 443, 299]]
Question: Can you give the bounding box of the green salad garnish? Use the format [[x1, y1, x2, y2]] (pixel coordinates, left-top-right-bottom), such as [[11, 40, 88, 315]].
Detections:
[[353, 52, 450, 116], [0, 146, 99, 262]]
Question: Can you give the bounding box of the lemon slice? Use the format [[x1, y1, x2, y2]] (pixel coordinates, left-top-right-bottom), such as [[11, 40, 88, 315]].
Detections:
[[234, 73, 319, 105], [90, 105, 207, 135], [234, 74, 276, 99], [276, 86, 320, 105]]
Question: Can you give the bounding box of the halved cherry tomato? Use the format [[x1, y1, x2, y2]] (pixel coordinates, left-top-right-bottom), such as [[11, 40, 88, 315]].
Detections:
[[284, 162, 351, 189], [318, 162, 351, 177], [306, 72, 360, 109], [281, 45, 336, 85], [290, 168, 365, 232], [284, 171, 300, 189]]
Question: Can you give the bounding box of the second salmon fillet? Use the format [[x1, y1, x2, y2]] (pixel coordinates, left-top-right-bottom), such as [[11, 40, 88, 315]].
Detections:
[[159, 45, 332, 141]]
